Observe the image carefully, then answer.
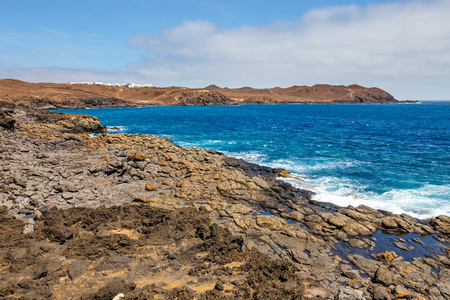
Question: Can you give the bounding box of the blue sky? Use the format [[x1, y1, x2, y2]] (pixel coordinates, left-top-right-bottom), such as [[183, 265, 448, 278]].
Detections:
[[1, 0, 449, 100]]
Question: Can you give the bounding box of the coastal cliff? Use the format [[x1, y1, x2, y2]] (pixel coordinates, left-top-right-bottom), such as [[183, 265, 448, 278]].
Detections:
[[0, 79, 397, 108], [0, 107, 448, 299]]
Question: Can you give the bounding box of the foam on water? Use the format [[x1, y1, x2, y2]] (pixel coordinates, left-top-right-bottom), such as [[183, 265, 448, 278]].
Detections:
[[222, 150, 269, 163], [106, 126, 128, 133], [288, 177, 450, 219], [224, 149, 449, 219]]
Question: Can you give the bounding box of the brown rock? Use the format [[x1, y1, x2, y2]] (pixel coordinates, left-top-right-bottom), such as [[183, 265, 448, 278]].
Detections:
[[133, 196, 148, 202], [394, 285, 409, 298], [349, 239, 369, 249], [372, 286, 392, 300], [129, 152, 144, 161], [374, 266, 394, 286], [343, 221, 374, 235], [145, 183, 157, 191], [346, 254, 381, 277], [256, 215, 287, 230], [328, 214, 349, 228], [382, 217, 398, 228], [374, 251, 398, 263]]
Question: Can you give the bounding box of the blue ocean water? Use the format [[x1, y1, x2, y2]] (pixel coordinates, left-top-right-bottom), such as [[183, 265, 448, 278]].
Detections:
[[57, 102, 450, 218]]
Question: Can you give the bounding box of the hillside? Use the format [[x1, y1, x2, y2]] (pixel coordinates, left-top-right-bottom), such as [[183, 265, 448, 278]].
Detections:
[[0, 79, 397, 108]]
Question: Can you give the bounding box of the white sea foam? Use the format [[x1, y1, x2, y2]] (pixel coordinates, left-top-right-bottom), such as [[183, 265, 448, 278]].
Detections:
[[269, 158, 365, 174], [222, 150, 269, 163], [107, 126, 127, 132], [177, 139, 226, 148], [284, 176, 450, 219]]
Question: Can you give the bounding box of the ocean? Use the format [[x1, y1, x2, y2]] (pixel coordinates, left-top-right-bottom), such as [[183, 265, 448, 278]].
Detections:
[[57, 102, 450, 219]]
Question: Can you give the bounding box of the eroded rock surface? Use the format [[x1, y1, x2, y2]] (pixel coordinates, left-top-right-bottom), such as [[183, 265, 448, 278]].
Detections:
[[0, 107, 448, 299]]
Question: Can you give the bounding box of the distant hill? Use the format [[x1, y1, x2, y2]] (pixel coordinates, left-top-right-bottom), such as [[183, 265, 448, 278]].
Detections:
[[0, 79, 396, 108]]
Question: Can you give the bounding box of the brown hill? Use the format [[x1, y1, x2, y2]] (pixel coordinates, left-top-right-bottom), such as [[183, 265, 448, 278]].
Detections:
[[0, 79, 396, 108], [207, 84, 396, 104]]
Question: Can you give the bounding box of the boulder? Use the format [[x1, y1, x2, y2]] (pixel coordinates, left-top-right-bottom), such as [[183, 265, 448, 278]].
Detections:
[[374, 267, 394, 286]]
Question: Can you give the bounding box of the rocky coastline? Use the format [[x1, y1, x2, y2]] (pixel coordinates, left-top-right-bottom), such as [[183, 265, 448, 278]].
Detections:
[[0, 107, 449, 299]]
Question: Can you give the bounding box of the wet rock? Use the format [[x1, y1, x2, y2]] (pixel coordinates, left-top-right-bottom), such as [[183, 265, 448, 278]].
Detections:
[[394, 241, 415, 251], [349, 239, 369, 249]]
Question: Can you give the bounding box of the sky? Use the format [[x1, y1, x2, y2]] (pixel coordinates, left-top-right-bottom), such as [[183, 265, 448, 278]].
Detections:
[[1, 0, 449, 100]]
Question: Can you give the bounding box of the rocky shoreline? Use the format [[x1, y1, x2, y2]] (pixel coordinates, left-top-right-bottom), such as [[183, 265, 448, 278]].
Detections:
[[0, 107, 449, 299]]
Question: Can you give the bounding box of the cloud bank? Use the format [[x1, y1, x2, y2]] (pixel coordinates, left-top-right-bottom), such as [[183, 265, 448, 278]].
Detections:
[[127, 0, 450, 99], [3, 0, 450, 99]]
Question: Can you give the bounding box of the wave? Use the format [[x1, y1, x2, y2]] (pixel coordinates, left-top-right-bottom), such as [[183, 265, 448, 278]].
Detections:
[[285, 177, 450, 219], [221, 150, 449, 218], [106, 126, 128, 132], [222, 150, 269, 162]]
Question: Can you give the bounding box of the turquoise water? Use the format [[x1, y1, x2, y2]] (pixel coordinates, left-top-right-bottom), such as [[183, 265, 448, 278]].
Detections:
[[57, 102, 450, 218]]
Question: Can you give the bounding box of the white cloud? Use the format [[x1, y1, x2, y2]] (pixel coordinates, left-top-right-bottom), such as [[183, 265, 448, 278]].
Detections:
[[127, 0, 450, 99]]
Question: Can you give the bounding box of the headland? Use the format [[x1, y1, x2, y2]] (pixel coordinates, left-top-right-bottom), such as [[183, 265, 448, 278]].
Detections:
[[0, 79, 397, 108], [0, 91, 449, 299]]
